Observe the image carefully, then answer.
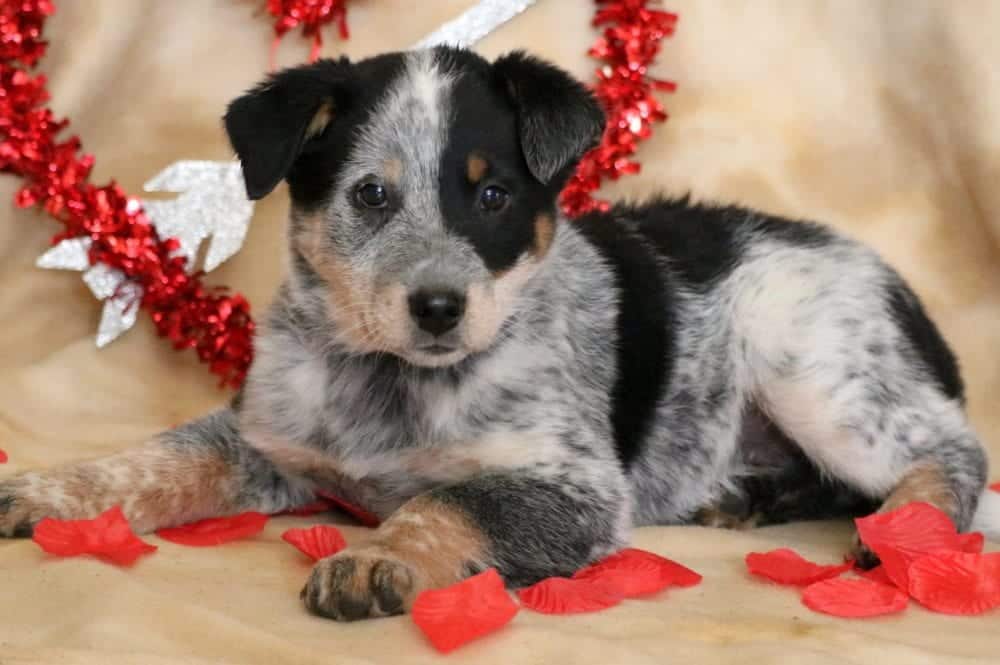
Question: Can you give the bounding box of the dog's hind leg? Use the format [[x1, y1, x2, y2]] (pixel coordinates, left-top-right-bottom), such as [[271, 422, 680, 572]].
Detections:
[[757, 365, 987, 563], [0, 408, 313, 536]]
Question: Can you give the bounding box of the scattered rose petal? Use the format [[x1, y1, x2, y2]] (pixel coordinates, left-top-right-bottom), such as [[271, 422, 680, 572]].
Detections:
[[412, 569, 518, 653], [802, 577, 909, 618], [517, 577, 622, 614], [746, 548, 853, 586], [874, 546, 915, 591], [156, 511, 268, 546], [33, 505, 156, 565], [574, 548, 701, 597], [278, 499, 333, 517], [908, 551, 1000, 615], [855, 502, 961, 556], [956, 531, 985, 554], [990, 482, 1000, 493], [0, 449, 7, 463], [281, 525, 346, 561], [315, 490, 380, 527]]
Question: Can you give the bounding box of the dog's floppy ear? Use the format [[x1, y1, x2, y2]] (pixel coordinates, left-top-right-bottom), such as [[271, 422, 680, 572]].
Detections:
[[224, 57, 353, 200], [493, 51, 605, 185]]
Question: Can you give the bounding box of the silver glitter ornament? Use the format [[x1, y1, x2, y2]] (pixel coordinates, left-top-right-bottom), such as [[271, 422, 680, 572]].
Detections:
[[414, 0, 539, 49], [142, 160, 255, 273], [36, 237, 145, 347]]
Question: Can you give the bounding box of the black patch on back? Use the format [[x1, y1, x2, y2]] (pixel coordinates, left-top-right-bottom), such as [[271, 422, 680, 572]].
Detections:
[[575, 216, 673, 467], [885, 278, 964, 401]]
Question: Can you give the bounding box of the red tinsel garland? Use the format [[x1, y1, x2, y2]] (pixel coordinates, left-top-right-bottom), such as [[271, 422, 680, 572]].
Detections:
[[561, 0, 677, 217], [265, 0, 349, 64], [0, 0, 254, 387]]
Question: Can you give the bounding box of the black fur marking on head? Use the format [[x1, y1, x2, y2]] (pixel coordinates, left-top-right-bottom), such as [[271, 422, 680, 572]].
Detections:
[[223, 54, 407, 205], [434, 48, 563, 273], [885, 278, 964, 402], [575, 215, 673, 467], [492, 51, 605, 186]]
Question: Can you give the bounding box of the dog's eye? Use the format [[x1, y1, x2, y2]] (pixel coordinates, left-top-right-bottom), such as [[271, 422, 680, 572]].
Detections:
[[479, 185, 509, 212], [356, 183, 388, 208]]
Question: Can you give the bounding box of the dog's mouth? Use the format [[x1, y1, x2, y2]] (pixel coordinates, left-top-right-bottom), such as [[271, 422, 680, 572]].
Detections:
[[405, 342, 469, 368], [418, 343, 458, 355]]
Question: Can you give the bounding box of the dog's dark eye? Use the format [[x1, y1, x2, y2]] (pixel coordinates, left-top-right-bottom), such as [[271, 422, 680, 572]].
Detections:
[[479, 185, 509, 212], [356, 183, 388, 208]]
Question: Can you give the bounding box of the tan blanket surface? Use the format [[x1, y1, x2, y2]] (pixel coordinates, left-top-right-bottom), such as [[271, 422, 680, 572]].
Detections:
[[1, 1, 998, 662]]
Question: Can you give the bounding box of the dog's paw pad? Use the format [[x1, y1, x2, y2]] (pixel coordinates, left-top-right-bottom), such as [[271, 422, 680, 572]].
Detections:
[[302, 550, 417, 621]]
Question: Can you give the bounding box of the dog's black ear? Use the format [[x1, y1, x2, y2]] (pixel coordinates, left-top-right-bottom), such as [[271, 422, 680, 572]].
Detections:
[[493, 51, 605, 185], [224, 58, 353, 200]]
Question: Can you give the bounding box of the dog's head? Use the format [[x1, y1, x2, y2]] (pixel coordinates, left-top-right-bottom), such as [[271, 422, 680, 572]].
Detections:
[[224, 48, 603, 367]]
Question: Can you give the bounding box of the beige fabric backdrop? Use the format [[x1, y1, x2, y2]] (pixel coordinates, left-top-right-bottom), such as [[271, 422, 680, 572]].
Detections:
[[0, 1, 998, 663]]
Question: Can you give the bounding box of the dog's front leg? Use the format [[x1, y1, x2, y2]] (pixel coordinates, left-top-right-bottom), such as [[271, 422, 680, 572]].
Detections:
[[0, 408, 313, 536], [301, 469, 629, 621]]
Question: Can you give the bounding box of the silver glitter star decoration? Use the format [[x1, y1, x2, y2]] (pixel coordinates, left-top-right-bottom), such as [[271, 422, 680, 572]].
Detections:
[[35, 160, 255, 348], [36, 237, 144, 348], [414, 0, 538, 49], [142, 160, 255, 273]]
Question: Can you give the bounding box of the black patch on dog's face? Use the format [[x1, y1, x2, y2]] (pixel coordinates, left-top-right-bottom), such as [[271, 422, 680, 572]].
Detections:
[[434, 52, 559, 273], [432, 49, 603, 274]]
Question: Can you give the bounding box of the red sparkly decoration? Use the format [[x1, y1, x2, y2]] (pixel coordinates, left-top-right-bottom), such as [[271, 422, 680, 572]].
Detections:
[[0, 1, 254, 387], [265, 0, 350, 65], [560, 0, 678, 217]]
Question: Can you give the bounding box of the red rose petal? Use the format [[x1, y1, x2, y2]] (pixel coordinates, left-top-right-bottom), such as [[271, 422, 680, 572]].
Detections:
[[855, 502, 988, 591], [873, 545, 915, 591], [908, 551, 1000, 615], [277, 499, 334, 517], [856, 565, 894, 587], [0, 449, 7, 463], [990, 482, 1000, 492], [517, 577, 622, 614], [573, 548, 702, 597], [412, 569, 518, 653], [33, 506, 156, 566], [956, 531, 985, 554], [156, 511, 268, 546], [746, 548, 853, 586], [855, 502, 960, 555], [802, 577, 909, 618], [315, 490, 381, 527], [281, 525, 346, 561]]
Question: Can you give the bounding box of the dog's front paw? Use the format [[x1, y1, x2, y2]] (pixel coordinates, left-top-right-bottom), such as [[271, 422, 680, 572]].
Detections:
[[302, 547, 420, 621], [0, 475, 64, 537]]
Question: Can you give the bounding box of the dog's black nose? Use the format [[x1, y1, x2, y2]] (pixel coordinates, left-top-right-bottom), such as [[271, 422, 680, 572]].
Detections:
[[408, 290, 465, 336]]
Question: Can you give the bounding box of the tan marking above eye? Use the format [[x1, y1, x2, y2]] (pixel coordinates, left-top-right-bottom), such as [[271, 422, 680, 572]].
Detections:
[[306, 100, 334, 139], [383, 158, 403, 185], [534, 213, 556, 257], [466, 154, 488, 184]]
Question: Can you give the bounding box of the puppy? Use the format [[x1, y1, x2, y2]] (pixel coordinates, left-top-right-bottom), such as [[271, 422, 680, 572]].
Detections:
[[2, 47, 995, 621]]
